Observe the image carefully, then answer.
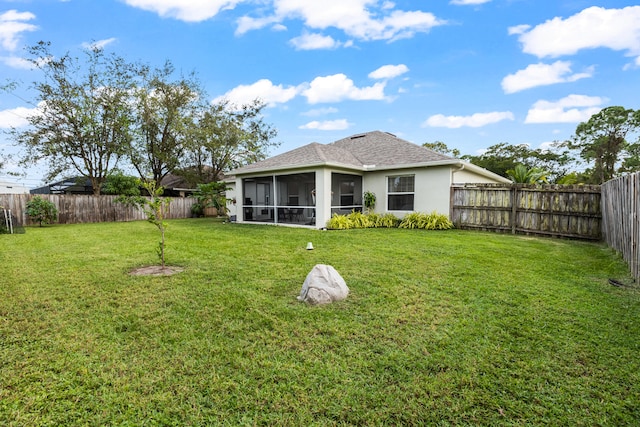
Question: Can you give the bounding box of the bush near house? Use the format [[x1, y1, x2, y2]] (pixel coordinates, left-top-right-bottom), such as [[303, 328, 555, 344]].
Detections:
[[327, 211, 451, 230]]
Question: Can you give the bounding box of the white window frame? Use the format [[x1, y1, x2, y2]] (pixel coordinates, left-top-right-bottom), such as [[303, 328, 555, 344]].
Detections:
[[387, 174, 415, 211]]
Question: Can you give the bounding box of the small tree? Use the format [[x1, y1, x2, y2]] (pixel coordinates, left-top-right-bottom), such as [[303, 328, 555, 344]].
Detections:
[[140, 181, 170, 267], [25, 196, 58, 226], [116, 180, 170, 267]]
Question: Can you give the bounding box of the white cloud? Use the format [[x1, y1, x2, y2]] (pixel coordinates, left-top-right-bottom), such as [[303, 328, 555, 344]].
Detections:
[[0, 105, 40, 128], [450, 0, 491, 5], [301, 107, 339, 117], [302, 73, 387, 104], [513, 6, 640, 61], [0, 56, 34, 69], [235, 15, 279, 35], [0, 10, 37, 51], [423, 111, 515, 128], [212, 79, 300, 107], [507, 24, 530, 36], [368, 64, 409, 79], [123, 0, 243, 22], [238, 1, 446, 42], [81, 38, 117, 50], [525, 94, 604, 124], [501, 61, 594, 94], [214, 73, 390, 108], [289, 32, 342, 50], [299, 119, 351, 130]]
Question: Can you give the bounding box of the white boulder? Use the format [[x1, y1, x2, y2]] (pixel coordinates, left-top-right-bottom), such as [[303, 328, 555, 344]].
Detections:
[[297, 264, 349, 305]]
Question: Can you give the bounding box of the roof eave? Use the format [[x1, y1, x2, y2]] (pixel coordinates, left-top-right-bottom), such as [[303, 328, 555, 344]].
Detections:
[[364, 159, 511, 183], [362, 159, 458, 171], [453, 160, 512, 183], [230, 161, 364, 176], [231, 158, 511, 183]]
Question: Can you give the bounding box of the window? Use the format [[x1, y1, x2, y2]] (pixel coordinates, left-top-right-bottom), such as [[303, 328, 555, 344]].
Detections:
[[387, 175, 414, 211]]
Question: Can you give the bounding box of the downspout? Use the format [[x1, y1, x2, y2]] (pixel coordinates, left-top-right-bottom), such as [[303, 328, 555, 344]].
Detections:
[[451, 162, 465, 184]]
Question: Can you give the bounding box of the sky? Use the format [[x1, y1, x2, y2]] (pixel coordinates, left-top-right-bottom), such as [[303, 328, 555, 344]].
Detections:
[[1, 0, 640, 187]]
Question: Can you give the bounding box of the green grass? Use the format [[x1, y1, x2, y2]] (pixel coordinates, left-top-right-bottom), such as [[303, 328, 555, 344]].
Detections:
[[1, 219, 639, 425]]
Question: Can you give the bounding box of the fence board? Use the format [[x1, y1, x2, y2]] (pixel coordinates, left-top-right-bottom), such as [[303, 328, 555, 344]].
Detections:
[[450, 184, 602, 240], [0, 194, 196, 226], [601, 173, 640, 280]]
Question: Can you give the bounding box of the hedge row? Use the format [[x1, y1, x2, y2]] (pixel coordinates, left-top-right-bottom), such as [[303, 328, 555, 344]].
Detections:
[[326, 211, 454, 230]]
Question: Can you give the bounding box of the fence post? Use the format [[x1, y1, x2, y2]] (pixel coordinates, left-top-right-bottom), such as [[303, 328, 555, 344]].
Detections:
[[511, 184, 517, 235]]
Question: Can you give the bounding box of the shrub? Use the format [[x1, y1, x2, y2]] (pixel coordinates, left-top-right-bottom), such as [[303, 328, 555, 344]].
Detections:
[[363, 191, 376, 212], [191, 202, 205, 218], [328, 211, 451, 231], [375, 213, 400, 228], [193, 182, 229, 216], [399, 211, 453, 230], [327, 213, 352, 230], [347, 210, 372, 228], [25, 196, 58, 227]]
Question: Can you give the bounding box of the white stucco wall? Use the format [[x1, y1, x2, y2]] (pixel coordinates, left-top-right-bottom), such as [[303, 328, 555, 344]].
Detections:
[[453, 167, 506, 184], [225, 181, 237, 218], [363, 166, 453, 216], [232, 163, 506, 227]]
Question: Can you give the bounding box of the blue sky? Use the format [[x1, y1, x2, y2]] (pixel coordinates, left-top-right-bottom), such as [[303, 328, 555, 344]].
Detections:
[[1, 0, 640, 187]]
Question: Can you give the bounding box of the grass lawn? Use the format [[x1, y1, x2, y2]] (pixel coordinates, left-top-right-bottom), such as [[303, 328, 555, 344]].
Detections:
[[1, 218, 639, 426]]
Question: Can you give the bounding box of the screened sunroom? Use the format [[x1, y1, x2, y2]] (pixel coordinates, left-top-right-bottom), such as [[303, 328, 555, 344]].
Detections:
[[240, 171, 363, 226]]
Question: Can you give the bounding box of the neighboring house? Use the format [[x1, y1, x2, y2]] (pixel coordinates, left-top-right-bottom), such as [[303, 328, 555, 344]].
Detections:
[[30, 174, 206, 197], [31, 177, 94, 195], [160, 174, 197, 197], [229, 130, 510, 229], [0, 179, 30, 194]]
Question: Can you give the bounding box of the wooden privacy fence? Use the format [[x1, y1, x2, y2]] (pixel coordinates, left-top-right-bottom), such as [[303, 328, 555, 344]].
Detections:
[[0, 194, 196, 226], [601, 174, 640, 280], [450, 184, 602, 240]]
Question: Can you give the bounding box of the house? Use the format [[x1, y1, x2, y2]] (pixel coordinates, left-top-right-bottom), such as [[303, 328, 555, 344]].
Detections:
[[229, 130, 510, 228], [0, 179, 30, 194], [31, 177, 94, 195], [30, 174, 204, 197]]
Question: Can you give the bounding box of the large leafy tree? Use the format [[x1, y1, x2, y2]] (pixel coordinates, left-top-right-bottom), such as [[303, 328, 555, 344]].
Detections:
[[14, 42, 135, 195], [422, 141, 460, 158], [129, 62, 202, 187], [569, 106, 640, 184], [462, 142, 574, 183], [181, 99, 279, 184]]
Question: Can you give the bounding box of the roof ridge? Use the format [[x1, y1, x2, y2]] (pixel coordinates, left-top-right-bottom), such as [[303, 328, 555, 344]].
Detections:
[[311, 142, 328, 162]]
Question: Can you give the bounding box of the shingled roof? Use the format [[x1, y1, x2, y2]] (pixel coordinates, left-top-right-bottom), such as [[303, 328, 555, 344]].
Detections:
[[232, 131, 455, 175]]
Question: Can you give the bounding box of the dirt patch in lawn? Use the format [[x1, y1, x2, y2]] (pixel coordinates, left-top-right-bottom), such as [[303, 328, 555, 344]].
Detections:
[[129, 265, 185, 276]]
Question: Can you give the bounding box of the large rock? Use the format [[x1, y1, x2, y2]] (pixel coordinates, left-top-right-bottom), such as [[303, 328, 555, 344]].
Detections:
[[297, 264, 349, 305]]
